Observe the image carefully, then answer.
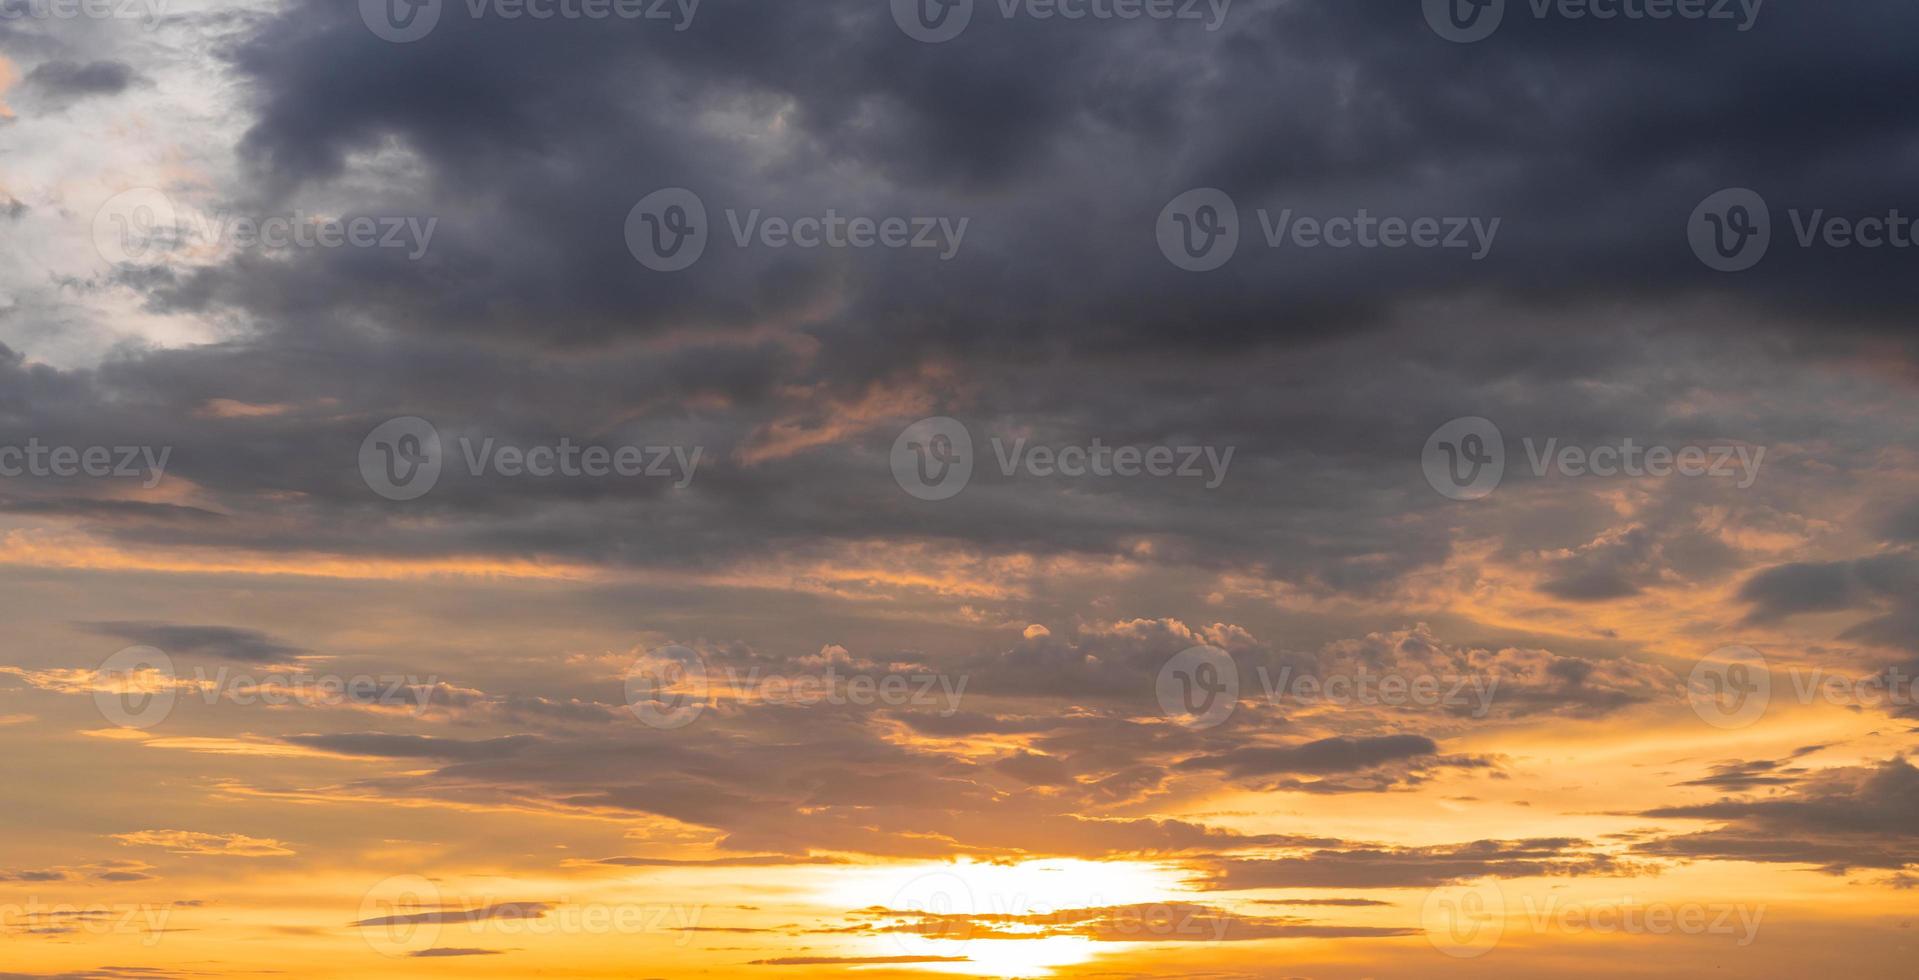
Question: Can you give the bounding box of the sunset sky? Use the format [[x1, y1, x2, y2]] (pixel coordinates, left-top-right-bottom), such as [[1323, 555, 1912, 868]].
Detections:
[[4, 1, 1919, 977]]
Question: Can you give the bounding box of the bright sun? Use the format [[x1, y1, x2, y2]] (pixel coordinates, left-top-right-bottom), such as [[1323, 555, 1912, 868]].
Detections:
[[811, 858, 1195, 976]]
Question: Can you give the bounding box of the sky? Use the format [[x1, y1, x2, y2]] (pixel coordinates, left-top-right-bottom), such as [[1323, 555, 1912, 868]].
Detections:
[[3, 0, 1919, 977]]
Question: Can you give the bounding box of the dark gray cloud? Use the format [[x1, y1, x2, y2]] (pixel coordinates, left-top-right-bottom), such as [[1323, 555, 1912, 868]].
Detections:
[[1174, 735, 1443, 777], [21, 60, 138, 103], [1737, 554, 1919, 622], [278, 732, 542, 761], [1638, 758, 1919, 873], [1198, 837, 1639, 890], [78, 621, 306, 664]]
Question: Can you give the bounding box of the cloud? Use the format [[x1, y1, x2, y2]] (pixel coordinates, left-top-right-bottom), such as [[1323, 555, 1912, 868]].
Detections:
[[113, 830, 295, 858], [749, 956, 970, 966], [21, 61, 141, 105], [1197, 838, 1642, 890], [80, 621, 307, 664], [350, 903, 552, 928], [1175, 735, 1481, 786], [850, 902, 1415, 943], [1638, 758, 1919, 874], [277, 733, 542, 761]]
